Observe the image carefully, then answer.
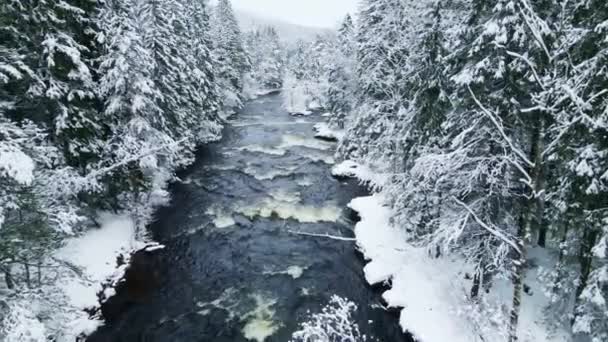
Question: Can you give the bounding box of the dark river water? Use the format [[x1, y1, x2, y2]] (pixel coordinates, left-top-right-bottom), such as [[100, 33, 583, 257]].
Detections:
[[87, 94, 412, 342]]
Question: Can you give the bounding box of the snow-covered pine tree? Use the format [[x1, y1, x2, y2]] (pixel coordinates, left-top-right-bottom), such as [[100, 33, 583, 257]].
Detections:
[[446, 2, 554, 338], [338, 0, 411, 166], [556, 1, 608, 339], [333, 0, 607, 340], [260, 27, 284, 90], [326, 14, 356, 129], [140, 0, 190, 140], [244, 26, 284, 93], [388, 0, 466, 246], [283, 33, 338, 115], [211, 0, 249, 112], [2, 0, 104, 173], [181, 0, 222, 143], [0, 116, 76, 290], [96, 0, 174, 209], [0, 0, 34, 119]]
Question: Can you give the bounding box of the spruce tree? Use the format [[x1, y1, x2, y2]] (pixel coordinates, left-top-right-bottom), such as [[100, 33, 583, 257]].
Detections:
[[327, 15, 356, 129], [211, 0, 249, 111]]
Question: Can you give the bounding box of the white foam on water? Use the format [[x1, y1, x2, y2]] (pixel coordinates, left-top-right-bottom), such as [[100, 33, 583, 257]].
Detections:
[[279, 134, 333, 151], [235, 199, 341, 223], [242, 164, 298, 181], [196, 287, 243, 320], [180, 176, 205, 187], [286, 265, 306, 279], [206, 206, 236, 228], [295, 177, 314, 187], [197, 291, 280, 342], [207, 164, 238, 172], [231, 121, 311, 127], [263, 265, 308, 279], [179, 177, 193, 184], [213, 215, 236, 228], [300, 150, 335, 165], [243, 318, 280, 342], [236, 145, 286, 156], [269, 189, 301, 203], [241, 294, 281, 342]]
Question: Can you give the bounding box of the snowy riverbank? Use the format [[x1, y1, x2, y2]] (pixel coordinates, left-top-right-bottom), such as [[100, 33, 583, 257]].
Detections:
[[335, 160, 571, 342], [0, 214, 157, 341]]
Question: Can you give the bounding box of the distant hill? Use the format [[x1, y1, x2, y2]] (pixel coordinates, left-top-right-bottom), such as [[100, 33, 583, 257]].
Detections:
[[234, 9, 333, 43]]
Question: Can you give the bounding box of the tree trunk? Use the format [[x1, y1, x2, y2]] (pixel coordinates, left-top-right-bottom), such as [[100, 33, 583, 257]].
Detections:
[[37, 261, 42, 287], [509, 115, 544, 341], [24, 263, 31, 289], [571, 227, 599, 324], [471, 266, 484, 299], [537, 224, 547, 247], [551, 221, 570, 295], [3, 267, 14, 290], [535, 169, 547, 247], [508, 214, 529, 342], [530, 117, 547, 247]]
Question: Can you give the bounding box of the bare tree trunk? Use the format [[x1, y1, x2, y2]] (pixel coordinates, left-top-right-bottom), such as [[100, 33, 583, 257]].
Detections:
[[551, 221, 570, 295], [24, 263, 31, 289], [509, 213, 529, 342], [509, 117, 544, 341], [3, 267, 14, 290], [471, 267, 483, 299], [37, 261, 42, 287], [571, 226, 598, 324]]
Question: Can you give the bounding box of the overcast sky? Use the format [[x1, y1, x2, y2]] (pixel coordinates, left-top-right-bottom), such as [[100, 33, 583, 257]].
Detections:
[[228, 0, 359, 28]]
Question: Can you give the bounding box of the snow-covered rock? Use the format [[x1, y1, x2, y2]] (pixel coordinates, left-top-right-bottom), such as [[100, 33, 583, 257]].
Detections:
[[313, 122, 345, 142], [331, 160, 388, 187]]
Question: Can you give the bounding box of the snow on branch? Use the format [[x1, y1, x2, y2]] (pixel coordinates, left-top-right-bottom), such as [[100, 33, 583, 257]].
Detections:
[[467, 86, 535, 168], [86, 137, 187, 181], [452, 197, 522, 255], [517, 0, 553, 61], [505, 50, 546, 90]]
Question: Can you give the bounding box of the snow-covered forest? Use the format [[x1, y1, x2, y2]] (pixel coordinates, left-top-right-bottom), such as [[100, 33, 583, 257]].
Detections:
[[1, 0, 607, 341], [0, 0, 270, 338]]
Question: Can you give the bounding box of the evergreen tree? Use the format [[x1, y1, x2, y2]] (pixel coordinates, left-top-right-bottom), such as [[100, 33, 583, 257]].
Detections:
[[560, 1, 608, 339], [326, 14, 356, 129], [338, 0, 411, 165], [211, 0, 249, 111], [335, 0, 608, 340], [1, 0, 104, 172], [244, 26, 284, 92]]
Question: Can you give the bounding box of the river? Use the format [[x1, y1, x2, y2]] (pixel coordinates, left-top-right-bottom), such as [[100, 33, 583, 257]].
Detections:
[[87, 93, 412, 342]]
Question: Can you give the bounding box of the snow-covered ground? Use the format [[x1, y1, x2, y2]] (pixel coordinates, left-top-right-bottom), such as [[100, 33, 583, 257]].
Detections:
[[331, 160, 389, 187], [1, 214, 156, 342], [56, 213, 146, 311], [343, 161, 571, 342], [313, 122, 345, 142]]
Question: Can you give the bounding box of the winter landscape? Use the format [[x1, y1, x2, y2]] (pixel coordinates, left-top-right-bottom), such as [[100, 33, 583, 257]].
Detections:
[[0, 0, 607, 341]]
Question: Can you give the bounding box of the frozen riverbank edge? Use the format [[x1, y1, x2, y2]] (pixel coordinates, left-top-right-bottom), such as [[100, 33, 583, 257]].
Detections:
[[1, 213, 166, 341], [333, 160, 571, 342]]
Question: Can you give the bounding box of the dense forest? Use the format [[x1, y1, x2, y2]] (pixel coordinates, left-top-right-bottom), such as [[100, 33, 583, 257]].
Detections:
[[1, 0, 607, 341], [0, 0, 273, 339], [285, 1, 608, 341]]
